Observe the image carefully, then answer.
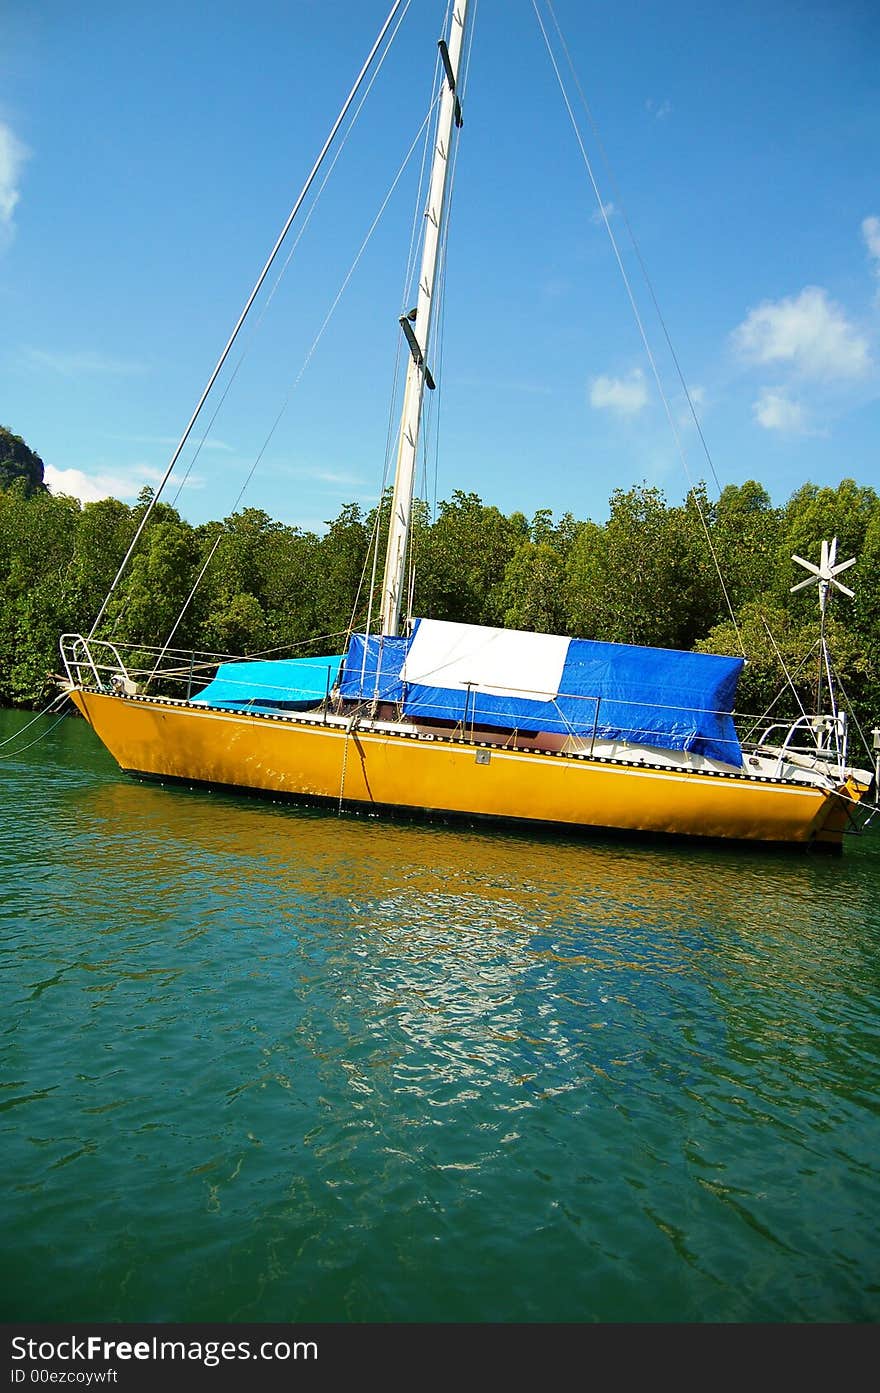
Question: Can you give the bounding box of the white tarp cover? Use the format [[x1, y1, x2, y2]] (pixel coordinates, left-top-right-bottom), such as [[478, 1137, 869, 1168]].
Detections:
[[400, 619, 570, 701]]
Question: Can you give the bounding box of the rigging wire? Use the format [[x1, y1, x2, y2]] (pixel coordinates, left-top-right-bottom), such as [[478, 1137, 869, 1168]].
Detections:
[[544, 0, 724, 501], [357, 47, 446, 649], [87, 0, 407, 642], [149, 102, 441, 685], [230, 631, 349, 661], [832, 666, 879, 771], [532, 0, 744, 655], [404, 0, 479, 632], [0, 698, 71, 760], [167, 0, 415, 517], [358, 13, 466, 654], [111, 0, 414, 645], [345, 94, 442, 640], [249, 104, 439, 608], [0, 690, 70, 752], [820, 615, 843, 765], [739, 622, 813, 744], [249, 103, 439, 449]]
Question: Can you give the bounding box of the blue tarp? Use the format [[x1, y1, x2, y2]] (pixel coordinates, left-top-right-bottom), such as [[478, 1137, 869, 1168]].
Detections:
[[337, 622, 744, 766], [337, 634, 409, 704], [192, 655, 343, 711], [555, 639, 743, 764]]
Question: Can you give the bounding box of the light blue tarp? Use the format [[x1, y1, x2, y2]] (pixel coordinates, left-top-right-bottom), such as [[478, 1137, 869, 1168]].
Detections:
[[338, 621, 743, 765], [192, 655, 343, 711]]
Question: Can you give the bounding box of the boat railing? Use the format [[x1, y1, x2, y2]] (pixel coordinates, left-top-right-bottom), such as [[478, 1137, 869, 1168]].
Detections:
[[60, 634, 134, 693], [60, 634, 224, 699], [361, 679, 748, 763], [750, 711, 849, 774], [59, 634, 342, 707], [399, 680, 854, 772]]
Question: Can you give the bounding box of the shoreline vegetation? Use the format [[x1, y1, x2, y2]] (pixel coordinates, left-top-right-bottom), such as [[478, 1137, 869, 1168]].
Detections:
[[2, 425, 878, 732]]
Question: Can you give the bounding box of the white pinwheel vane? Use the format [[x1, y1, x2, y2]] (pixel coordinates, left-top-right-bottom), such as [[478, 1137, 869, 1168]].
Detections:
[[790, 537, 856, 615]]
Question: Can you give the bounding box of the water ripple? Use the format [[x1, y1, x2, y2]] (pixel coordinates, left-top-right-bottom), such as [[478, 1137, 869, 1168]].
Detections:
[[2, 708, 880, 1321]]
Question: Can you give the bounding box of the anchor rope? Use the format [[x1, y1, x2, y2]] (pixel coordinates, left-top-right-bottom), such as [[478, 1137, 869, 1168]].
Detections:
[[0, 695, 71, 759]]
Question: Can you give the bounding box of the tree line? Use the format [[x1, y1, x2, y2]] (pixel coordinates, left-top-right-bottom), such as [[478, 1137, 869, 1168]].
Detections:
[[1, 424, 878, 737]]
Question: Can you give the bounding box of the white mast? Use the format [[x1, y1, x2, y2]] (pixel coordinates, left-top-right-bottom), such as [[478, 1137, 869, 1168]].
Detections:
[[379, 0, 469, 636]]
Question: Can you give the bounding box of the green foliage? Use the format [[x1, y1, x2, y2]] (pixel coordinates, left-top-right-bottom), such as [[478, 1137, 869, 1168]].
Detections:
[[413, 491, 529, 625], [782, 480, 879, 621], [0, 426, 48, 497], [697, 595, 873, 736], [0, 428, 877, 744], [314, 503, 371, 637], [0, 486, 81, 702], [497, 540, 567, 633], [106, 520, 203, 648], [563, 484, 720, 649]]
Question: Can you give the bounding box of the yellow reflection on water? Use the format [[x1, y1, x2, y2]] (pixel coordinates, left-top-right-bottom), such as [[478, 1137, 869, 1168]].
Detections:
[[62, 772, 879, 995]]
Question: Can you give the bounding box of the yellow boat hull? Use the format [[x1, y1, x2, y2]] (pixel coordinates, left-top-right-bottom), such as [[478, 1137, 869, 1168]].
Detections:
[[67, 689, 862, 848]]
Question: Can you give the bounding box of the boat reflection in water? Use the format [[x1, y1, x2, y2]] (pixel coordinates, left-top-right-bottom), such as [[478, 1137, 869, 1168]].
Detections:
[[60, 769, 876, 1103]]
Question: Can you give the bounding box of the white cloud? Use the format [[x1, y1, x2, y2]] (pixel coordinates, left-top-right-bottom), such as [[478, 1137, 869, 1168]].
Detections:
[[44, 465, 143, 504], [863, 215, 880, 277], [646, 98, 672, 120], [753, 388, 806, 433], [732, 286, 870, 380], [589, 368, 648, 415], [44, 461, 205, 504], [0, 121, 28, 236]]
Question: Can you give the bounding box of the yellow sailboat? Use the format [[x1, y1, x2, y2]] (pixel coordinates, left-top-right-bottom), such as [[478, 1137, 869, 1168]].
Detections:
[[60, 1, 876, 850]]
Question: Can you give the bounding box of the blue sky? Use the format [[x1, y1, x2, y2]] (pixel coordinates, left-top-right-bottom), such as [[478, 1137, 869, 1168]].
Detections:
[[1, 0, 878, 534]]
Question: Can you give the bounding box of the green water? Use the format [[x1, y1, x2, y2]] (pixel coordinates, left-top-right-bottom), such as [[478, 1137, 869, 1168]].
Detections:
[[2, 706, 879, 1322]]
